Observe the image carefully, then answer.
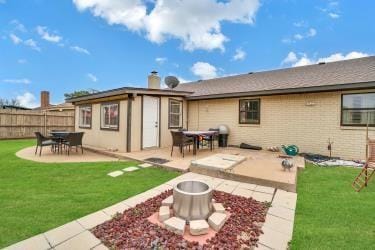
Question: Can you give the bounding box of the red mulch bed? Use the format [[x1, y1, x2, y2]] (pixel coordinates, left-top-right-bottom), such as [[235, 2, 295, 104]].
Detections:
[[92, 190, 267, 249]]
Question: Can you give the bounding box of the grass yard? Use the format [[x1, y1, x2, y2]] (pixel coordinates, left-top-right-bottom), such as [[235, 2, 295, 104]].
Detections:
[[0, 139, 180, 248], [291, 163, 375, 249]]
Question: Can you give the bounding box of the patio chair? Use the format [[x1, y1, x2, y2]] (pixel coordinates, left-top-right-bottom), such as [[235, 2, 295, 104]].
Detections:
[[62, 132, 84, 155], [170, 131, 193, 157], [34, 132, 58, 156]]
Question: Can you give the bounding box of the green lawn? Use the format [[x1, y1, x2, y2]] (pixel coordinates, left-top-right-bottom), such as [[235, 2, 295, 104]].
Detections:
[[0, 139, 179, 248], [291, 164, 375, 249]]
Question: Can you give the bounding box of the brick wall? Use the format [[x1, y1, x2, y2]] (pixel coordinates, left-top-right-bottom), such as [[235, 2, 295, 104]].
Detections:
[[187, 90, 375, 160]]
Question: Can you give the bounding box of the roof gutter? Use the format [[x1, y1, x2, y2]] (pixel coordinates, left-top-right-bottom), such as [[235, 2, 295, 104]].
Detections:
[[186, 81, 375, 100]]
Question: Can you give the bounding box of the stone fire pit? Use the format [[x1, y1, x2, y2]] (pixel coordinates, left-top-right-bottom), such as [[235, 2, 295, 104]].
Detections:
[[158, 180, 229, 237]]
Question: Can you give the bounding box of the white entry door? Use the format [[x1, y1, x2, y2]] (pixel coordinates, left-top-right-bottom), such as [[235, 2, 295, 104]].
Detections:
[[142, 96, 160, 148]]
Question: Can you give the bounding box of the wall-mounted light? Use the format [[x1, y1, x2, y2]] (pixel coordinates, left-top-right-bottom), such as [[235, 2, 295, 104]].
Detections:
[[305, 100, 316, 106]]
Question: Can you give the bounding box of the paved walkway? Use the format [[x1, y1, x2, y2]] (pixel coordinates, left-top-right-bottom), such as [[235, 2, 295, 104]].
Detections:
[[5, 172, 297, 250], [16, 146, 120, 163]]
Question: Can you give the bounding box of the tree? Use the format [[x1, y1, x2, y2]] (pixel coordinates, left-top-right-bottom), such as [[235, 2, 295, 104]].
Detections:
[[0, 98, 20, 107], [64, 89, 98, 99]]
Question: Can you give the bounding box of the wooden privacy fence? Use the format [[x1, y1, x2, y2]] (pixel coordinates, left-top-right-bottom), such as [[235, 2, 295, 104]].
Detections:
[[0, 110, 75, 139]]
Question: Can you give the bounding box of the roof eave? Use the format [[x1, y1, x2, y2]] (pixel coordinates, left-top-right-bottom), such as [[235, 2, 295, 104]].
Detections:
[[186, 81, 375, 100], [67, 88, 193, 103]]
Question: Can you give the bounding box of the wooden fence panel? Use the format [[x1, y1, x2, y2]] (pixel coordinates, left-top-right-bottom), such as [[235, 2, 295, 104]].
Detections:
[[0, 110, 75, 139]]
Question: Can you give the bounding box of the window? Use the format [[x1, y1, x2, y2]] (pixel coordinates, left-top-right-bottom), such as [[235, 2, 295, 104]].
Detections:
[[101, 103, 119, 130], [169, 99, 183, 128], [239, 99, 260, 124], [79, 105, 92, 128], [341, 93, 375, 126]]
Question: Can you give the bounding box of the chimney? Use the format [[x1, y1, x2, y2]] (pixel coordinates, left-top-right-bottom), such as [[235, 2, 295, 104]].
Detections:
[[40, 91, 50, 109], [148, 70, 161, 89]]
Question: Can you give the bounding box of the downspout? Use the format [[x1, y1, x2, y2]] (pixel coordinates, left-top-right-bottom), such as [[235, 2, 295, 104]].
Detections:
[[126, 94, 133, 152], [186, 99, 189, 130]]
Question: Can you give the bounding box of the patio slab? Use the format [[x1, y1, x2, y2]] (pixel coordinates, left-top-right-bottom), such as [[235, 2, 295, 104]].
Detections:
[[263, 214, 294, 237], [123, 166, 140, 172], [258, 226, 290, 250], [6, 234, 50, 250], [44, 221, 85, 247], [268, 205, 295, 222], [138, 163, 153, 168], [272, 190, 297, 210], [215, 182, 237, 193], [77, 211, 111, 230], [102, 202, 130, 217], [107, 170, 123, 177], [191, 153, 246, 170], [232, 186, 254, 198], [16, 146, 119, 163], [251, 191, 273, 203], [54, 231, 101, 250]]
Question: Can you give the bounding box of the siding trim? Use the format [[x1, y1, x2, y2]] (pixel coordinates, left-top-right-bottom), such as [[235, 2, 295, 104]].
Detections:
[[126, 95, 133, 152]]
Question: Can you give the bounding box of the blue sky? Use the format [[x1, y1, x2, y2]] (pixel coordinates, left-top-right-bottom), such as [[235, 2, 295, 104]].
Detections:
[[0, 0, 374, 107]]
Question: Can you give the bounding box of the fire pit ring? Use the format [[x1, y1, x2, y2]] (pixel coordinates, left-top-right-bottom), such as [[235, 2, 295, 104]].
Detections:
[[173, 180, 213, 221]]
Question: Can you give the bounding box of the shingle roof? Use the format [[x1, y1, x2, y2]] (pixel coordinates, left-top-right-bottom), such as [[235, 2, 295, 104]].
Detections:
[[174, 56, 375, 99]]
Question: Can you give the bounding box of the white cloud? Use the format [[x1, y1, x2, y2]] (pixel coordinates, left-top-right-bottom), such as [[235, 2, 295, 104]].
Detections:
[[73, 0, 260, 51], [293, 34, 303, 40], [2, 78, 31, 84], [293, 21, 306, 27], [282, 51, 370, 67], [319, 1, 341, 19], [9, 33, 22, 44], [307, 28, 317, 37], [70, 45, 90, 55], [17, 59, 27, 64], [281, 52, 298, 65], [10, 19, 27, 32], [36, 26, 62, 43], [284, 28, 317, 43], [191, 62, 218, 80], [87, 73, 98, 82], [155, 57, 167, 64], [16, 92, 38, 108], [232, 48, 246, 61], [24, 39, 41, 51], [9, 34, 41, 51], [328, 12, 340, 19]]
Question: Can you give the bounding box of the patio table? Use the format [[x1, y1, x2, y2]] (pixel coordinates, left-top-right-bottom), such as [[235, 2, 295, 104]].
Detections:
[[182, 130, 218, 155], [49, 131, 79, 154]]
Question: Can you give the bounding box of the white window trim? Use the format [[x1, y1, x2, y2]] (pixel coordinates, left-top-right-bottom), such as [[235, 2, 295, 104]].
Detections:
[[79, 106, 91, 128], [101, 103, 119, 130], [169, 99, 183, 128]]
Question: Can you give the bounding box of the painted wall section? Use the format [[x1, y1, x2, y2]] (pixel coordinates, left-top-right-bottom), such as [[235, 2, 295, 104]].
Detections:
[[160, 96, 188, 148], [187, 91, 375, 160], [75, 100, 127, 152], [130, 96, 187, 151]]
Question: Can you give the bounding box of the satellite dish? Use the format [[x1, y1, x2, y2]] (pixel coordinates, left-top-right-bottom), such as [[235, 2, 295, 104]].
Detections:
[[164, 76, 180, 89]]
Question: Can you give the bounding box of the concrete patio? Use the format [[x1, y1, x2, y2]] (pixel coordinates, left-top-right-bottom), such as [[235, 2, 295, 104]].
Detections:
[[16, 146, 120, 163], [86, 145, 304, 192], [5, 172, 297, 250]]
